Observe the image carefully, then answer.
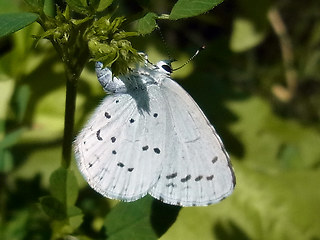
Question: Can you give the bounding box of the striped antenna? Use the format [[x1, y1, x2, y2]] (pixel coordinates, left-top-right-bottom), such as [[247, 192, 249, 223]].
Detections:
[[172, 46, 205, 71], [157, 27, 174, 61]]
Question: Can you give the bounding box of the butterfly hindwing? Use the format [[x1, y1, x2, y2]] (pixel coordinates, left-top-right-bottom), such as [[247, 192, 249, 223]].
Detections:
[[149, 77, 235, 206]]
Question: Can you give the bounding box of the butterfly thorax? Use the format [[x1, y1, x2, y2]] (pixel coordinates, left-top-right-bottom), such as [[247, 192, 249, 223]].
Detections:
[[96, 60, 172, 94]]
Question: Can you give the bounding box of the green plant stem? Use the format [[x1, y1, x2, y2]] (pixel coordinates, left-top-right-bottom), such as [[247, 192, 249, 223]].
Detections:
[[61, 48, 89, 168], [61, 68, 78, 169], [37, 11, 91, 168]]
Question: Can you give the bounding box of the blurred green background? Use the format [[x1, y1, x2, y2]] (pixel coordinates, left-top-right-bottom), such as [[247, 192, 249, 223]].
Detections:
[[1, 0, 320, 239]]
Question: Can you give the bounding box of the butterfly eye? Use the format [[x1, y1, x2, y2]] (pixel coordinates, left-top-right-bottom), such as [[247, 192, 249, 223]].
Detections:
[[161, 64, 173, 73]]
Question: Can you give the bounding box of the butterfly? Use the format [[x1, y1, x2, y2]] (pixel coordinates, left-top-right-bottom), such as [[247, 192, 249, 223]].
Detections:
[[74, 55, 236, 206]]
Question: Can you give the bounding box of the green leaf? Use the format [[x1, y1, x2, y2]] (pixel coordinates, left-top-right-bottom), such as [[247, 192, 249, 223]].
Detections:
[[40, 196, 66, 220], [43, 0, 55, 16], [67, 206, 83, 229], [0, 12, 38, 38], [137, 12, 158, 35], [96, 0, 113, 11], [24, 0, 44, 11], [12, 84, 31, 123], [65, 0, 88, 14], [106, 197, 157, 240], [49, 167, 79, 206], [0, 1, 20, 14], [169, 0, 224, 20], [0, 149, 13, 173], [105, 196, 180, 240], [0, 128, 26, 149], [1, 210, 29, 240], [230, 17, 266, 52]]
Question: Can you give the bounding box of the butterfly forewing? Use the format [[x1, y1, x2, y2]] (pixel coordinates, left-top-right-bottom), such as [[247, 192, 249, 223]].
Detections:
[[75, 83, 168, 201]]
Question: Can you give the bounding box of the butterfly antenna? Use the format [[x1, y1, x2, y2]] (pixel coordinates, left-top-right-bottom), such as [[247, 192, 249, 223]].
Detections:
[[172, 46, 205, 71], [157, 27, 173, 61]]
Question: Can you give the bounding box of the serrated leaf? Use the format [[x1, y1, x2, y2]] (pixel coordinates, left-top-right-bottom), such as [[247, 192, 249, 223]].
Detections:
[[105, 196, 180, 240], [40, 196, 66, 220], [49, 167, 79, 207], [0, 12, 38, 38], [169, 0, 224, 20], [137, 12, 158, 35]]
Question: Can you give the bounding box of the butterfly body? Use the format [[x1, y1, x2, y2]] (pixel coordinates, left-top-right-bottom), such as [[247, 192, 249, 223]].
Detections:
[[75, 59, 235, 206]]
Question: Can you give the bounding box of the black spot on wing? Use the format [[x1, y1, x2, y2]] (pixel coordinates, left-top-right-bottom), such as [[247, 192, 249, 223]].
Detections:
[[96, 130, 103, 141], [206, 175, 214, 180], [153, 148, 160, 154], [112, 150, 117, 155], [105, 112, 111, 119], [128, 168, 134, 172], [166, 172, 177, 179], [195, 175, 203, 181], [117, 162, 124, 167], [153, 113, 158, 118], [181, 175, 191, 183], [111, 137, 116, 143], [212, 156, 218, 164], [166, 183, 176, 188], [142, 145, 149, 151], [115, 99, 119, 103], [129, 118, 135, 123]]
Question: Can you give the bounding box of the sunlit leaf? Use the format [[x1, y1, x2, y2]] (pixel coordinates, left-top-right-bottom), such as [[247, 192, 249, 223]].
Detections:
[[169, 0, 224, 20]]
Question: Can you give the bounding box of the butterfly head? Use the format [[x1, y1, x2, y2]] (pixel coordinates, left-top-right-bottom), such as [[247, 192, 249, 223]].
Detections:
[[155, 60, 174, 75]]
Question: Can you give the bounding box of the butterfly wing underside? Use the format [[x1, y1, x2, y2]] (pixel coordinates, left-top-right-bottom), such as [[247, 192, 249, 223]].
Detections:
[[75, 84, 168, 201], [76, 62, 235, 206], [149, 77, 235, 206]]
